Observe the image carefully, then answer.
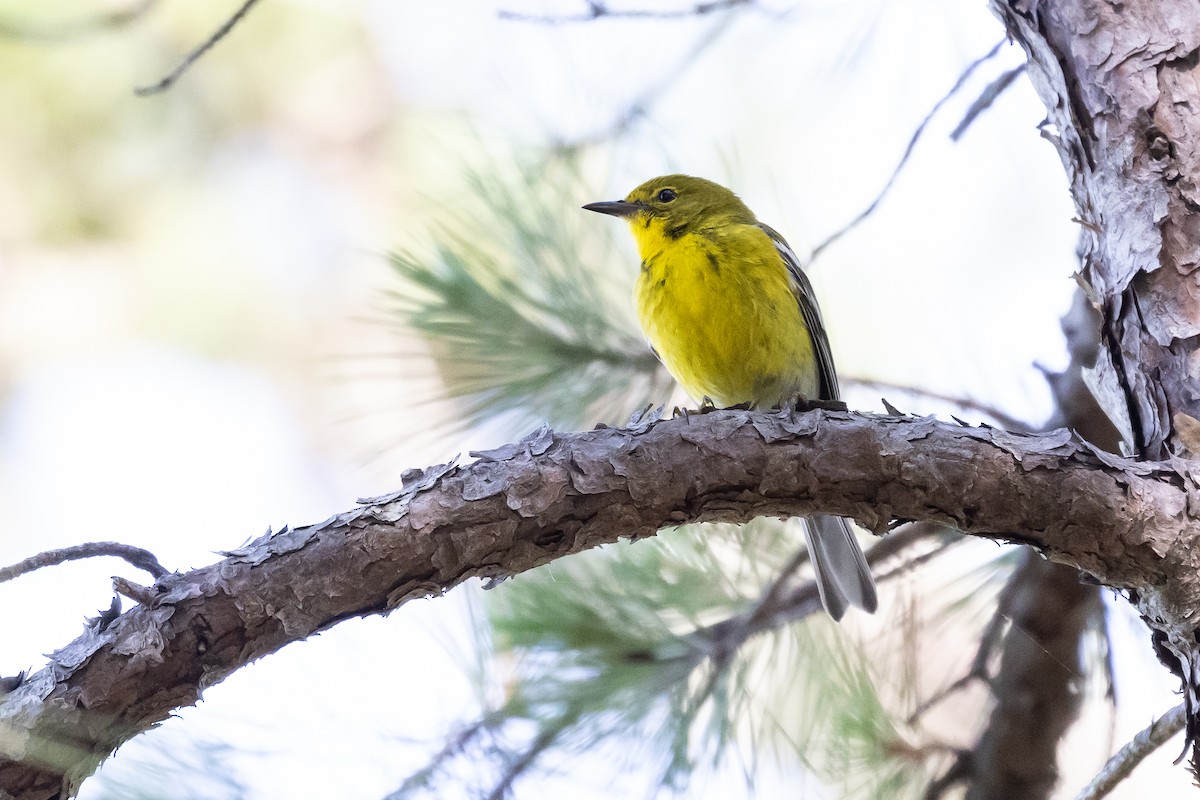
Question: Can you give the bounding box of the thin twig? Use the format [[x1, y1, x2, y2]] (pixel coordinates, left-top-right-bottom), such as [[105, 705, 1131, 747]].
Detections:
[[556, 17, 733, 148], [843, 376, 1032, 431], [0, 0, 157, 42], [402, 523, 952, 800], [907, 559, 1023, 723], [675, 524, 956, 786], [744, 539, 812, 630], [872, 537, 958, 584], [713, 521, 947, 655], [1073, 704, 1186, 800], [386, 713, 503, 799], [749, 521, 949, 635], [809, 38, 1008, 263], [500, 0, 751, 24], [0, 542, 169, 583], [486, 717, 570, 800], [134, 0, 262, 96], [951, 65, 1026, 142]]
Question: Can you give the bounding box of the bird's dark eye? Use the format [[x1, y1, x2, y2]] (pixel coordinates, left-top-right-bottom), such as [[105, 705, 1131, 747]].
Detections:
[[657, 188, 677, 203]]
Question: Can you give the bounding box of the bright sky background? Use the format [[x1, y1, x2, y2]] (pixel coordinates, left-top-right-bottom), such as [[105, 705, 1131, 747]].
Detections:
[[0, 0, 1187, 797]]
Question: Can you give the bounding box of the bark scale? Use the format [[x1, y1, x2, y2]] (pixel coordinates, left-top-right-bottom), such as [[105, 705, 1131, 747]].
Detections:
[[992, 0, 1200, 771], [1, 410, 1197, 798]]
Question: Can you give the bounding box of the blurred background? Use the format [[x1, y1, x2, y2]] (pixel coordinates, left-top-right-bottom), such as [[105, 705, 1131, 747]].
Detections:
[[0, 0, 1185, 797]]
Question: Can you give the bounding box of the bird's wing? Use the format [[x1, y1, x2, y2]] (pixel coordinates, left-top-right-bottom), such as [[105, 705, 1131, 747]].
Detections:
[[757, 222, 840, 402]]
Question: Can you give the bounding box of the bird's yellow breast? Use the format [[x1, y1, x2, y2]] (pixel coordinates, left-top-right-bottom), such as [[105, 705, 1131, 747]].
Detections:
[[630, 218, 818, 408]]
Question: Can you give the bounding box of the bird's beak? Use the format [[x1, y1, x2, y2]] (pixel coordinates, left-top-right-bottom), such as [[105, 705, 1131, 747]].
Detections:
[[582, 200, 640, 218]]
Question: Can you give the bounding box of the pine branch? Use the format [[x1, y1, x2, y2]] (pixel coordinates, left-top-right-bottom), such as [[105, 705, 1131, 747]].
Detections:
[[1, 409, 1194, 796], [423, 520, 952, 798], [385, 161, 672, 434]]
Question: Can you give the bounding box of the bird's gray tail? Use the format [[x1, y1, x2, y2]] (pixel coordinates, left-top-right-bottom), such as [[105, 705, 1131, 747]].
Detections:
[[803, 515, 878, 621]]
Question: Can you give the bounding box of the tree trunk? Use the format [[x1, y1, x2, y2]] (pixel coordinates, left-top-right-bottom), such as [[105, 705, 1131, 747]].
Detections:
[[991, 0, 1200, 769]]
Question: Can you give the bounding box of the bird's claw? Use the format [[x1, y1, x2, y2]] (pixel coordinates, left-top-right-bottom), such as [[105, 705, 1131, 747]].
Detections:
[[782, 394, 847, 413]]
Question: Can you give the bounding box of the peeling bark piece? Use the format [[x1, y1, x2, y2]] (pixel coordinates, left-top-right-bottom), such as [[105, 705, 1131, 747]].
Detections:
[[3, 408, 1197, 798]]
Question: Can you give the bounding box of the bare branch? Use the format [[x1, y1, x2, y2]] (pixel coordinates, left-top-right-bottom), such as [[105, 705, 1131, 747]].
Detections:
[[499, 0, 751, 24], [951, 65, 1027, 142], [712, 521, 947, 659], [486, 719, 569, 800], [556, 19, 732, 148], [908, 571, 1022, 724], [134, 0, 262, 96], [809, 38, 1009, 263], [1, 410, 1193, 795], [0, 542, 169, 584], [1073, 704, 1186, 800]]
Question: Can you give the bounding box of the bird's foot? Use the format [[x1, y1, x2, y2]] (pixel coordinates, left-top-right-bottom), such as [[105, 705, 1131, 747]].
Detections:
[[780, 395, 848, 413], [673, 397, 740, 423]]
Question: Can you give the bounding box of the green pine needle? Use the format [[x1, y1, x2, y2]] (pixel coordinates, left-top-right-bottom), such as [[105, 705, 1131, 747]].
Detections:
[[387, 157, 671, 435], [398, 522, 941, 797]]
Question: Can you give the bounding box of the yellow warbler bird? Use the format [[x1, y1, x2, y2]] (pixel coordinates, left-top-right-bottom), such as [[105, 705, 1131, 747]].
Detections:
[[584, 174, 877, 620]]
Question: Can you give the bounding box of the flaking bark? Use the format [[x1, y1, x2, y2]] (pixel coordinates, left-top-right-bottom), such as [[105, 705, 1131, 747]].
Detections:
[[991, 0, 1200, 461], [991, 0, 1200, 769], [1, 409, 1198, 798]]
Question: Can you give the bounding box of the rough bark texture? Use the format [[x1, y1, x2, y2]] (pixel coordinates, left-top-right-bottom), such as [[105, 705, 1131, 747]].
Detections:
[[1, 409, 1197, 798], [992, 0, 1200, 460], [991, 0, 1200, 769]]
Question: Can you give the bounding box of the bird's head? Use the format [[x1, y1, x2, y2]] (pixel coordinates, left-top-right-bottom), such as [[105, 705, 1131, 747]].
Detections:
[[584, 175, 756, 245]]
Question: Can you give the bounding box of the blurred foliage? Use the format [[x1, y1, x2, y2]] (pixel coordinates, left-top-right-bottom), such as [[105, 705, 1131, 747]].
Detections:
[[393, 525, 873, 796], [85, 725, 249, 800], [387, 154, 672, 434], [396, 522, 946, 798], [0, 0, 371, 243]]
